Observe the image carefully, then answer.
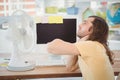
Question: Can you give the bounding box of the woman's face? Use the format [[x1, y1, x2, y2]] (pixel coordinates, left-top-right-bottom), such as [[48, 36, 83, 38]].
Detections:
[[77, 17, 94, 38]]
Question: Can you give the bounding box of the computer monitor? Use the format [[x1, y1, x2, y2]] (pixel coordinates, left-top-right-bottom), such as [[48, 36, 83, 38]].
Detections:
[[36, 19, 76, 44]]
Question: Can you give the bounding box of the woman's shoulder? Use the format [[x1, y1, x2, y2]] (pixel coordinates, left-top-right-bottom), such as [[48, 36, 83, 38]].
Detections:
[[76, 40, 105, 49], [76, 40, 98, 45]]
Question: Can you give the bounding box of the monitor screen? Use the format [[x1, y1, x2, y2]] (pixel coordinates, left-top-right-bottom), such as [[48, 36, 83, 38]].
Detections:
[[36, 19, 76, 44]]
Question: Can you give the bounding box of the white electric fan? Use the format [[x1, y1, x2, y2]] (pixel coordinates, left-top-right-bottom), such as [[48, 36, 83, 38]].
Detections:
[[6, 10, 36, 71]]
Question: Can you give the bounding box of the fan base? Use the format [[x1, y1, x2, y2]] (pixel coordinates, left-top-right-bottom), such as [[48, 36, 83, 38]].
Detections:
[[7, 64, 35, 71]]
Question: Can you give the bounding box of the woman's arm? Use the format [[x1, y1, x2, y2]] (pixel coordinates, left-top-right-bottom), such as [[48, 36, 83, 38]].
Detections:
[[47, 39, 79, 55], [47, 39, 80, 72]]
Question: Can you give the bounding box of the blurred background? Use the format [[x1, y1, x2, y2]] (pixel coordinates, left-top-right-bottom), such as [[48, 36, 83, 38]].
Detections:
[[0, 0, 120, 80]]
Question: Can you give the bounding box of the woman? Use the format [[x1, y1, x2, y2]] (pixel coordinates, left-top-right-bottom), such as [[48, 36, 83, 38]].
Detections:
[[47, 16, 115, 80]]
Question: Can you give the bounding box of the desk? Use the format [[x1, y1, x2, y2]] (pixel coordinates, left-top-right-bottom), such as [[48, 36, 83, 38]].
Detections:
[[0, 50, 120, 80], [0, 65, 81, 80]]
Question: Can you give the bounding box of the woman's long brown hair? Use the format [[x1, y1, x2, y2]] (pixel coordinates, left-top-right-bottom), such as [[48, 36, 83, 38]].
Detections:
[[88, 16, 114, 64]]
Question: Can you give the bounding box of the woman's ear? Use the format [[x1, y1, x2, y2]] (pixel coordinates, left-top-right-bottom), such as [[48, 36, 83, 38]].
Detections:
[[88, 27, 93, 33]]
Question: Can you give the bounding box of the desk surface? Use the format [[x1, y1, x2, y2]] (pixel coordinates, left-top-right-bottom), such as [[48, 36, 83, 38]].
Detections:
[[0, 50, 120, 80], [0, 65, 82, 80]]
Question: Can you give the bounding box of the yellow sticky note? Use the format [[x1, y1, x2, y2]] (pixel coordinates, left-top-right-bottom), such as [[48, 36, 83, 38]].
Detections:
[[48, 16, 63, 24]]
